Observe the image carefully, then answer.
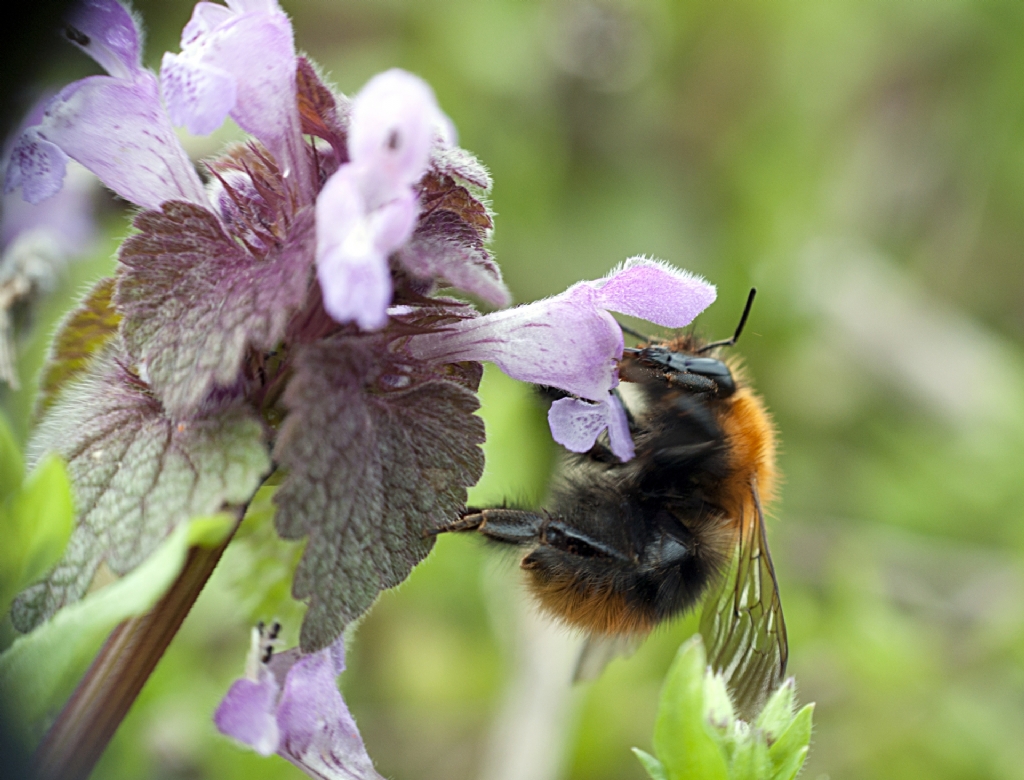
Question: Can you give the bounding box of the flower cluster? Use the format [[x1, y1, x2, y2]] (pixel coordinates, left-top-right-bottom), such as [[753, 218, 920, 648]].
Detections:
[[5, 0, 717, 776]]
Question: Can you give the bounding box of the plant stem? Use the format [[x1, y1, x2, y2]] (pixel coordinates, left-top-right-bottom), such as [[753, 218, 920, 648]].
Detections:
[[32, 517, 240, 780]]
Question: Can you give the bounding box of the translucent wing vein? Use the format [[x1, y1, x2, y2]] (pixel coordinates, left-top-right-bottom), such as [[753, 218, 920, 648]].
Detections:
[[699, 478, 787, 719]]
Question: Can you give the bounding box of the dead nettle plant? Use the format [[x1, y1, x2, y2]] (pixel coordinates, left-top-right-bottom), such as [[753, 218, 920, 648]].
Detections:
[[1, 1, 718, 777]]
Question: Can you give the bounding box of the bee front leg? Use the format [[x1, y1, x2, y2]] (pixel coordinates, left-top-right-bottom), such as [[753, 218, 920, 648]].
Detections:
[[431, 508, 545, 546]]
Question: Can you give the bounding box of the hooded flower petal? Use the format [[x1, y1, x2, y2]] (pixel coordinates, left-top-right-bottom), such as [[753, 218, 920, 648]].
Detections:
[[215, 632, 383, 780], [3, 0, 206, 209], [66, 0, 142, 79], [316, 70, 448, 329], [594, 256, 717, 327], [161, 0, 310, 198], [405, 260, 715, 460], [347, 69, 454, 207]]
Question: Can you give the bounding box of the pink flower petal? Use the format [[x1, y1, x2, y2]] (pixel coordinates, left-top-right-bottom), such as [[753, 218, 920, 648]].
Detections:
[[160, 52, 238, 136], [593, 257, 716, 328], [405, 285, 623, 400], [4, 129, 69, 205], [348, 70, 450, 208], [547, 394, 635, 461], [316, 166, 419, 330], [7, 75, 206, 209], [214, 672, 281, 757], [604, 393, 635, 461], [66, 0, 143, 80], [547, 397, 609, 453], [215, 636, 383, 780], [162, 0, 310, 198]]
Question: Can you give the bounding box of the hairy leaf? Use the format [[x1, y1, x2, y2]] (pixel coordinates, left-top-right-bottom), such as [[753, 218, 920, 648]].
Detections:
[[632, 749, 668, 780], [654, 636, 729, 780], [11, 343, 270, 632], [296, 57, 348, 158], [273, 335, 485, 651], [0, 513, 235, 742], [0, 409, 22, 501], [115, 200, 315, 418], [35, 277, 120, 418], [399, 172, 507, 307], [767, 704, 814, 780]]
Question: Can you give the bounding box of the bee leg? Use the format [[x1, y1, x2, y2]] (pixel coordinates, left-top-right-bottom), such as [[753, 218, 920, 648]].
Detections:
[[430, 508, 544, 546]]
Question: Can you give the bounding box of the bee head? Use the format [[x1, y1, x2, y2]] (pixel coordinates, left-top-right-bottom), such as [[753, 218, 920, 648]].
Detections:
[[619, 288, 756, 399], [623, 346, 736, 398]]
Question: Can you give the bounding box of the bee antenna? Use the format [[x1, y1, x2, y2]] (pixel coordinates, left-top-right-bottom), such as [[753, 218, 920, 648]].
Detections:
[[696, 288, 756, 354]]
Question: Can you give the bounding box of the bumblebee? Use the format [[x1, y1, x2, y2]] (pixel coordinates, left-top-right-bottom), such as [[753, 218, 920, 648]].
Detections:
[[438, 290, 786, 717]]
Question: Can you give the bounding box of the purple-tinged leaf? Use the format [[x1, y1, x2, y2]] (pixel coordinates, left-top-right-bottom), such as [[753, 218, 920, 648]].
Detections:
[[216, 633, 383, 779], [295, 58, 348, 161], [397, 172, 509, 307], [273, 335, 485, 651], [429, 144, 492, 191], [11, 343, 270, 632], [115, 200, 315, 418]]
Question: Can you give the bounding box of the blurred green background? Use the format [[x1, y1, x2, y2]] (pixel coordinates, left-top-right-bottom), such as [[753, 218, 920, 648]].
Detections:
[[6, 0, 1024, 778]]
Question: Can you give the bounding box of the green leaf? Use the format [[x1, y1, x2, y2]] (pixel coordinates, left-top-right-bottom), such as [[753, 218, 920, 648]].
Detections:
[[10, 343, 270, 632], [34, 277, 121, 419], [755, 678, 797, 742], [768, 704, 814, 780], [0, 455, 74, 616], [274, 335, 485, 651], [0, 408, 22, 501], [703, 670, 737, 733], [632, 748, 668, 780], [729, 731, 772, 780], [653, 636, 730, 780], [0, 513, 234, 743]]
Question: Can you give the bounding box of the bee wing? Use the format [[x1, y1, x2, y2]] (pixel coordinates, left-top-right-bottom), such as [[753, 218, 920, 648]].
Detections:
[[573, 633, 644, 682], [698, 479, 788, 720]]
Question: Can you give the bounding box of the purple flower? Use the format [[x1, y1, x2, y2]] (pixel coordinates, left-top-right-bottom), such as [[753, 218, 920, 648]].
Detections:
[[316, 69, 453, 330], [161, 0, 312, 199], [215, 629, 383, 780], [4, 0, 206, 210], [405, 257, 716, 459], [1, 98, 99, 388]]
